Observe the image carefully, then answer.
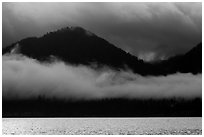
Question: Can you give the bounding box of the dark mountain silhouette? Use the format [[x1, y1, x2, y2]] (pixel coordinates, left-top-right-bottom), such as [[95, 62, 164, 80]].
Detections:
[[157, 43, 202, 74], [2, 27, 202, 117], [3, 26, 202, 75]]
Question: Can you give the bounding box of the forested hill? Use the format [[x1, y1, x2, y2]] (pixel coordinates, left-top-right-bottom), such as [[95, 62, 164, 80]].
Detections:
[[3, 26, 202, 75]]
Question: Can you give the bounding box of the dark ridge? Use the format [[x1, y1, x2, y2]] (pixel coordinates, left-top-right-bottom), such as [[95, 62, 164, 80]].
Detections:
[[2, 26, 202, 75], [156, 42, 202, 74], [3, 97, 202, 117]]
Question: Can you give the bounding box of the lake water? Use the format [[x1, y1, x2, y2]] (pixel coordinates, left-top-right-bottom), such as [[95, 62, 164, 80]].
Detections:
[[2, 117, 202, 135]]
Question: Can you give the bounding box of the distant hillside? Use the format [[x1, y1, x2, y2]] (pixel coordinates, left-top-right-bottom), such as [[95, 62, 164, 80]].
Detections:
[[157, 43, 202, 74], [3, 26, 202, 75]]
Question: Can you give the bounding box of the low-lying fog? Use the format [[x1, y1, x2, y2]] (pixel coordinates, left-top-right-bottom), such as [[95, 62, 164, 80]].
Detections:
[[2, 54, 202, 100]]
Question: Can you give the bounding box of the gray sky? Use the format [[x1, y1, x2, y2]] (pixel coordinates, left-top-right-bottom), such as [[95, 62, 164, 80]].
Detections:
[[2, 2, 202, 61]]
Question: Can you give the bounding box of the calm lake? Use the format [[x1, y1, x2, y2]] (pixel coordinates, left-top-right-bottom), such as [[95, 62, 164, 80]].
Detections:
[[2, 117, 202, 135]]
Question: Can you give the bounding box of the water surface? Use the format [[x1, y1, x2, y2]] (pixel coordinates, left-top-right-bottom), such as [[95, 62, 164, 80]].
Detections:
[[2, 117, 202, 135]]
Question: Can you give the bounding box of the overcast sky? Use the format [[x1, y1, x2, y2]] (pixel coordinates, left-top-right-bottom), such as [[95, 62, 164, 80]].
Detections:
[[2, 2, 202, 61]]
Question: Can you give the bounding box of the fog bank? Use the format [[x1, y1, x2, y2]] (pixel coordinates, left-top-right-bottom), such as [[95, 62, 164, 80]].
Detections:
[[2, 54, 202, 100]]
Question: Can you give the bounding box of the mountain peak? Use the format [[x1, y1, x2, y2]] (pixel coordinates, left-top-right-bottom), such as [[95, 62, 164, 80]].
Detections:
[[43, 26, 95, 38], [3, 26, 202, 75]]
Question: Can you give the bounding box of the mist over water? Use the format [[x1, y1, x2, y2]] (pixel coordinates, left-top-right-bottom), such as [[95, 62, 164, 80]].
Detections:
[[3, 54, 202, 100]]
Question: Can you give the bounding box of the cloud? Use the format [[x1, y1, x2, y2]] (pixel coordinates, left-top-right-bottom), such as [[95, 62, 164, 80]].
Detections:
[[2, 2, 201, 61], [3, 54, 202, 100]]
